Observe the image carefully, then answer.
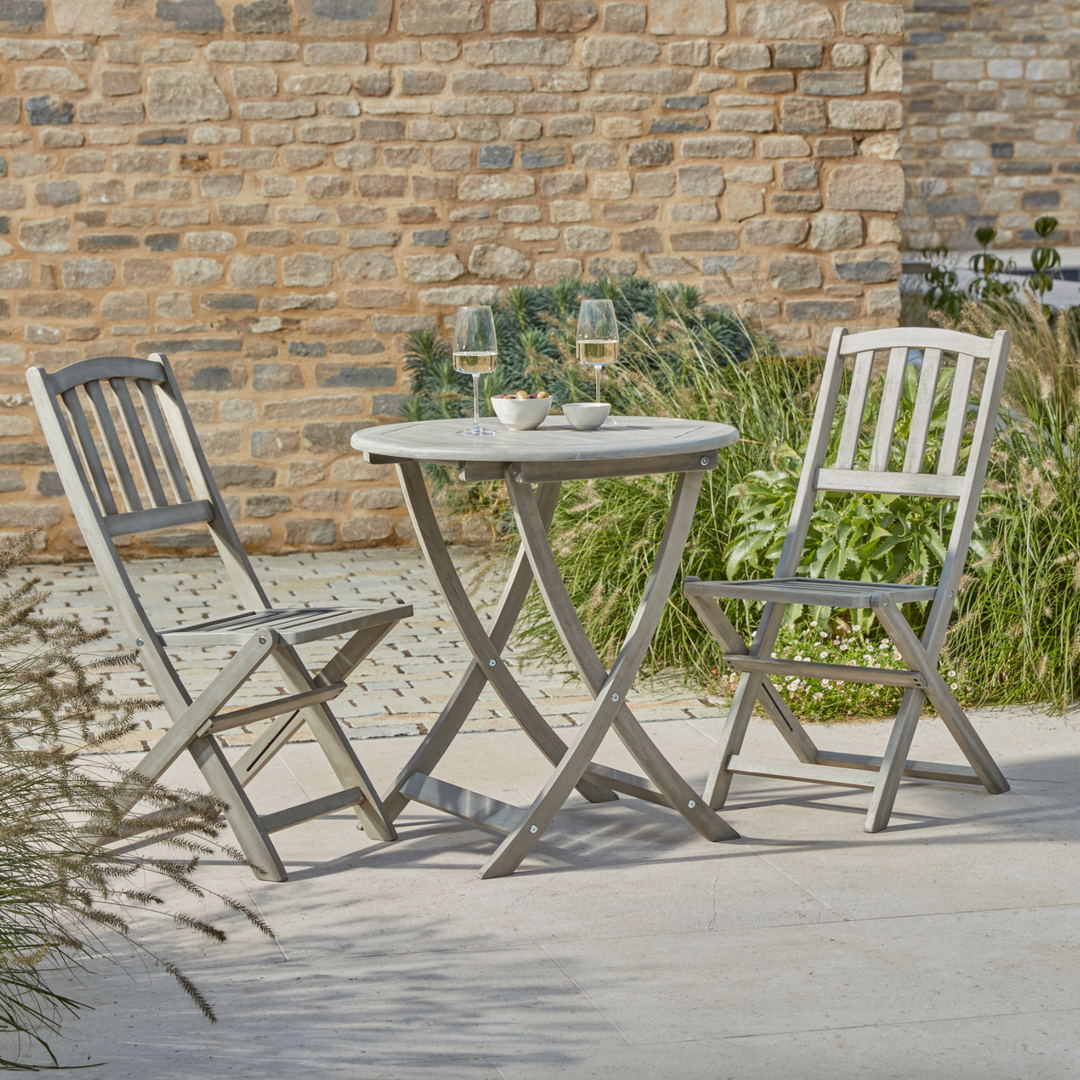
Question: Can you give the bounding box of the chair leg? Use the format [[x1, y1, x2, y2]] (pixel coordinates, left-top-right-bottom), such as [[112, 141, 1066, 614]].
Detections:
[[865, 687, 925, 833], [188, 734, 287, 881], [704, 673, 762, 809], [269, 644, 397, 842]]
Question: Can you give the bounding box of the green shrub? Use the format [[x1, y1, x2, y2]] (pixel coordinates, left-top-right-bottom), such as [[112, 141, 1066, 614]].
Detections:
[[0, 534, 271, 1069]]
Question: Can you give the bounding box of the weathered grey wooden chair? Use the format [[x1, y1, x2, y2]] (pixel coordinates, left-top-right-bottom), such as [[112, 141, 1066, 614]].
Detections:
[[684, 326, 1011, 832], [27, 353, 411, 880]]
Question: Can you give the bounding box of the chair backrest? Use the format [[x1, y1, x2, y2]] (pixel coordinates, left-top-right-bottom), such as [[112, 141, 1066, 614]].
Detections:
[[27, 354, 271, 714], [774, 325, 1010, 655]]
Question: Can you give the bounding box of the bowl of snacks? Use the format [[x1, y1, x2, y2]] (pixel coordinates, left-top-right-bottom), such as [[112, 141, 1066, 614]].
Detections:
[[491, 390, 552, 431]]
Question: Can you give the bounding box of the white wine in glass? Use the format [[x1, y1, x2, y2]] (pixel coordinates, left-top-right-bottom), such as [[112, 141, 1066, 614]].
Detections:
[[454, 305, 498, 436], [575, 298, 619, 424]]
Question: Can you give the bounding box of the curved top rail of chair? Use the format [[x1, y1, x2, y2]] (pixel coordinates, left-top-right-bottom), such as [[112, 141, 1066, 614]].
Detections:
[[836, 326, 1007, 359], [351, 416, 739, 466], [32, 355, 168, 395]]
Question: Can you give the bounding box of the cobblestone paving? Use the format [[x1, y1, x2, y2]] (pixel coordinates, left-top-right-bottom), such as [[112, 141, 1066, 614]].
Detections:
[[14, 548, 724, 754]]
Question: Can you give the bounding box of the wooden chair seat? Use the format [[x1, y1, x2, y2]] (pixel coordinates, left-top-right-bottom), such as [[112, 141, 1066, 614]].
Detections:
[[158, 604, 403, 648], [685, 325, 1012, 833]]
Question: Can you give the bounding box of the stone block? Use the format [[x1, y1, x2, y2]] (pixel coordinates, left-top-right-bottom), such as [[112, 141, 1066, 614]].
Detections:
[[61, 257, 114, 289], [403, 69, 446, 96], [551, 200, 591, 223], [0, 261, 31, 288], [772, 192, 821, 213], [404, 254, 465, 282], [284, 74, 351, 96], [347, 229, 401, 248], [357, 174, 408, 198], [232, 0, 290, 33], [154, 0, 225, 32], [467, 244, 530, 279], [101, 69, 141, 97], [341, 515, 393, 542], [398, 0, 484, 34], [465, 37, 573, 65], [603, 118, 644, 139], [102, 290, 149, 319], [726, 188, 764, 221], [781, 97, 827, 135], [211, 463, 276, 488], [572, 143, 619, 169], [761, 136, 811, 158], [285, 518, 335, 545], [415, 284, 501, 306], [627, 139, 673, 168], [34, 180, 79, 206], [315, 364, 396, 388], [783, 297, 858, 321], [338, 253, 397, 282], [582, 38, 660, 68], [18, 218, 68, 252], [371, 393, 412, 414], [827, 100, 902, 130], [617, 227, 662, 253], [671, 230, 737, 251], [809, 211, 863, 250], [715, 110, 774, 133], [491, 0, 537, 32], [230, 254, 277, 287], [283, 253, 333, 286], [832, 44, 867, 68], [27, 95, 74, 125], [840, 1, 903, 36], [744, 216, 809, 246], [824, 163, 904, 211], [458, 175, 535, 200], [820, 60, 890, 96], [831, 248, 901, 283], [669, 41, 710, 67], [775, 42, 824, 69], [650, 0, 727, 35], [542, 1, 596, 31], [736, 2, 834, 38], [683, 136, 753, 159], [478, 145, 515, 170], [564, 225, 612, 251], [677, 165, 725, 198], [456, 119, 500, 141], [604, 3, 645, 32], [122, 259, 170, 286], [147, 70, 230, 123], [0, 442, 52, 465], [303, 420, 370, 452], [636, 172, 676, 197], [534, 257, 582, 282], [768, 254, 822, 289], [264, 394, 364, 420], [869, 45, 903, 93], [251, 428, 301, 458], [219, 204, 270, 225], [781, 160, 819, 191]]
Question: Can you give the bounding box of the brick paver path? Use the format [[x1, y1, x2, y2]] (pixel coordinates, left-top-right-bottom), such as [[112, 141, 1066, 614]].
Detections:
[[14, 548, 723, 753]]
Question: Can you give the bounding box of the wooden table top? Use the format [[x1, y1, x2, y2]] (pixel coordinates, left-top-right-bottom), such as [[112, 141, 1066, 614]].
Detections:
[[351, 415, 739, 468]]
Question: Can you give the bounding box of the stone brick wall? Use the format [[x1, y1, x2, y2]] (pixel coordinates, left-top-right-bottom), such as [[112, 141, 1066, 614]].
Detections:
[[901, 0, 1080, 251], [0, 0, 904, 558]]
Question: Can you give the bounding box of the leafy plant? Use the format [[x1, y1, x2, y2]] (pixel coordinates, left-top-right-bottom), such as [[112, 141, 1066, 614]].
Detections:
[[1028, 215, 1061, 314], [0, 532, 272, 1070], [921, 246, 964, 321], [967, 226, 1018, 305]]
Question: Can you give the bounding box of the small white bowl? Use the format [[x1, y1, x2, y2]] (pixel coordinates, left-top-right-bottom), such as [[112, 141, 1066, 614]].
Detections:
[[491, 395, 552, 431], [561, 402, 610, 431]]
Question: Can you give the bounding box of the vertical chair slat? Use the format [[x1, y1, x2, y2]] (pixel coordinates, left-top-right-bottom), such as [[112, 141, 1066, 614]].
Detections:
[[938, 352, 976, 475], [835, 349, 875, 470], [137, 378, 193, 503], [868, 347, 910, 472], [902, 348, 944, 473], [84, 379, 143, 513], [60, 387, 118, 517], [110, 378, 169, 508]]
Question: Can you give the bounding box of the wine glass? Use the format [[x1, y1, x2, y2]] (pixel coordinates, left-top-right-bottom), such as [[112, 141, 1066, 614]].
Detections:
[[575, 298, 619, 425], [453, 305, 498, 437]]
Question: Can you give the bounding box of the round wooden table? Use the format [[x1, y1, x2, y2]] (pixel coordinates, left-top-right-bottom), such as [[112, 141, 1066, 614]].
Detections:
[[351, 415, 740, 878]]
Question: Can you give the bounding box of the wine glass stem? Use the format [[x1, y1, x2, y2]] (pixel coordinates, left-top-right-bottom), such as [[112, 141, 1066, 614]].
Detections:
[[472, 372, 481, 427], [594, 364, 601, 404]]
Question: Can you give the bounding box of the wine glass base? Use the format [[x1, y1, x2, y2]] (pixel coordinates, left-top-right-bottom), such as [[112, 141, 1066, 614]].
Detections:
[[459, 424, 496, 436]]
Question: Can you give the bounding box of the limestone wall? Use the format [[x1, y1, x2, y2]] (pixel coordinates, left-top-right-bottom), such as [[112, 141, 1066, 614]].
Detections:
[[901, 0, 1080, 252], [0, 0, 904, 558]]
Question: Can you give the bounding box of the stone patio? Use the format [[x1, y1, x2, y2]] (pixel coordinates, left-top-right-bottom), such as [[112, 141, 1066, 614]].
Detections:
[[7, 550, 1080, 1078]]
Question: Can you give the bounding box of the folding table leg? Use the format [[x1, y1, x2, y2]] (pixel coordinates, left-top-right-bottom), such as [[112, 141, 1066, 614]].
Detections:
[[484, 470, 737, 877], [385, 462, 616, 822]]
